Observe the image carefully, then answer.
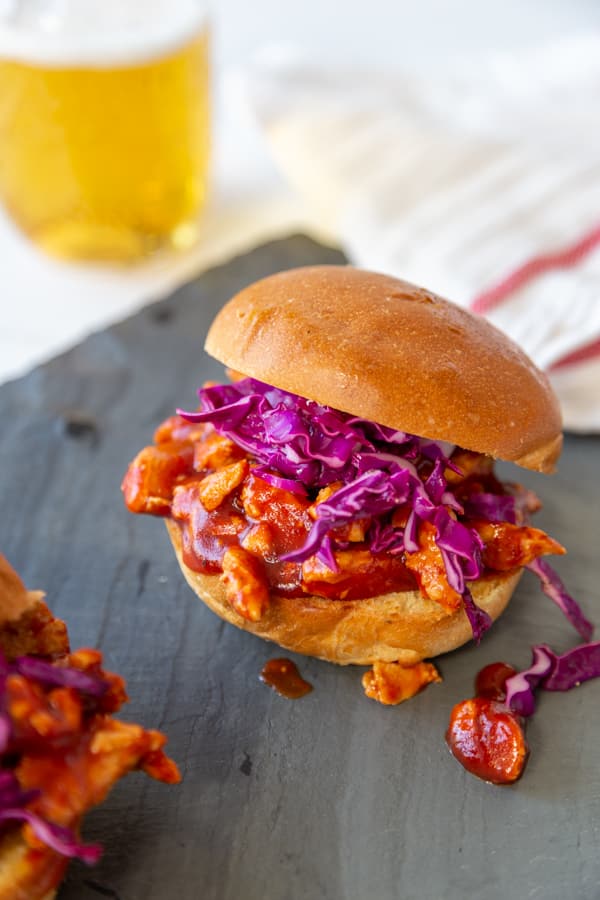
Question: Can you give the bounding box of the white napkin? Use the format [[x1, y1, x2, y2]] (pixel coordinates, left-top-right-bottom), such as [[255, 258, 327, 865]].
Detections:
[[239, 37, 600, 432]]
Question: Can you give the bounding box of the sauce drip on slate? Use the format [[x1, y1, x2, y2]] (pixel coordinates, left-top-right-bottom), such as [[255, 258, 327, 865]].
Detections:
[[260, 658, 313, 699], [446, 661, 529, 784]]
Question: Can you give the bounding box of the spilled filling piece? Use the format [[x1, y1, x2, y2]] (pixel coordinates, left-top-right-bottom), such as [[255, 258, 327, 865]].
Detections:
[[362, 660, 442, 705], [122, 377, 588, 640]]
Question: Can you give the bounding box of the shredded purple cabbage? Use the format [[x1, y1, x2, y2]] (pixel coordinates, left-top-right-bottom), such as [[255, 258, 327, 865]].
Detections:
[[0, 807, 102, 864], [14, 656, 108, 697], [180, 377, 590, 644], [180, 379, 416, 490], [462, 588, 493, 644], [0, 771, 38, 809], [504, 646, 555, 716], [0, 716, 10, 755], [543, 642, 600, 690], [462, 492, 517, 524], [505, 641, 600, 717], [0, 652, 109, 863], [526, 558, 593, 642]]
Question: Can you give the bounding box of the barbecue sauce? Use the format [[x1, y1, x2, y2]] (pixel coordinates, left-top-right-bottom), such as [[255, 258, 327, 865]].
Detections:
[[446, 661, 529, 784], [259, 658, 313, 699]]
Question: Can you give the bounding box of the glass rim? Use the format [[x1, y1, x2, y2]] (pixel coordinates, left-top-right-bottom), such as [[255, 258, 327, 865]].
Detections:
[[0, 0, 209, 68]]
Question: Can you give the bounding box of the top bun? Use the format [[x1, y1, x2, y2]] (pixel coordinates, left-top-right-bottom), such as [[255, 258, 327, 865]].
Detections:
[[205, 266, 562, 473]]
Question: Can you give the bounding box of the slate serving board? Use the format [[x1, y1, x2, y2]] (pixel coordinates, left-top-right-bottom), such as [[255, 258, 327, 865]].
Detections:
[[1, 235, 599, 900]]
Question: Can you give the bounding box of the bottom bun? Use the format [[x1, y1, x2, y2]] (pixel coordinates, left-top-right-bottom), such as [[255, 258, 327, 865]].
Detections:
[[0, 828, 67, 900], [166, 521, 522, 665]]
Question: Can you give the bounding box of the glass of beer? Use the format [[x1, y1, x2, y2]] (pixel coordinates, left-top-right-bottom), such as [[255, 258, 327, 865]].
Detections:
[[0, 0, 210, 261]]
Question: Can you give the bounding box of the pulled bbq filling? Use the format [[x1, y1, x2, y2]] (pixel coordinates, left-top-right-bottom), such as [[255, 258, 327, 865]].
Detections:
[[122, 377, 589, 641], [0, 643, 180, 865]]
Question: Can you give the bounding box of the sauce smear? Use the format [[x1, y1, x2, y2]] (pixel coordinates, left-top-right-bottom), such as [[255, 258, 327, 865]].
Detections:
[[475, 661, 518, 702], [446, 661, 529, 784], [260, 658, 313, 699]]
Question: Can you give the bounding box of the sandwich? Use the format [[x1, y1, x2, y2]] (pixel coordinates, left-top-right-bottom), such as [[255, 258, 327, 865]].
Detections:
[[0, 555, 180, 900], [122, 266, 590, 683]]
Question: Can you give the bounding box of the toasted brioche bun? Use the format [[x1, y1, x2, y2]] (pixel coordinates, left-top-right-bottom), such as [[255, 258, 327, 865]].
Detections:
[[205, 266, 562, 473], [166, 520, 522, 665], [0, 554, 44, 623], [0, 555, 69, 662], [0, 829, 65, 900]]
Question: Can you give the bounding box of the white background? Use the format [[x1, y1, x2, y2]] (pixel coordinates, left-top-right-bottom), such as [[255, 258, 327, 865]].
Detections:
[[1, 0, 598, 384]]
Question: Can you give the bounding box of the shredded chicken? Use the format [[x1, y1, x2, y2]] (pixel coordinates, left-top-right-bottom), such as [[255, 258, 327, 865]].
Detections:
[[121, 442, 193, 515], [405, 522, 462, 611], [196, 459, 249, 511], [362, 660, 442, 705], [193, 433, 244, 471], [475, 521, 565, 570], [221, 546, 270, 621]]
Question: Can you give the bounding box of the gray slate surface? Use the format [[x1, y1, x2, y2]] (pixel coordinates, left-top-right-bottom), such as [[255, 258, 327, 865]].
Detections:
[[0, 235, 599, 900]]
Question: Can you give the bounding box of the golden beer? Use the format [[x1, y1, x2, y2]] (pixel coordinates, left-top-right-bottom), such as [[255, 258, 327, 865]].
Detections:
[[0, 10, 209, 261]]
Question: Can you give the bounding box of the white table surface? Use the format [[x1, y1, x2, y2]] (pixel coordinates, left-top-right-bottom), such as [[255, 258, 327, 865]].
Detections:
[[2, 0, 598, 385]]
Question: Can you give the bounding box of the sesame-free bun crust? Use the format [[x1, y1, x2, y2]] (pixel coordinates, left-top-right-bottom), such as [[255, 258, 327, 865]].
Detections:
[[0, 829, 65, 900], [205, 266, 562, 473], [166, 521, 521, 665]]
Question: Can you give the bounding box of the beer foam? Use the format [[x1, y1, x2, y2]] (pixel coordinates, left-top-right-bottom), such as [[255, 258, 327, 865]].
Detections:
[[0, 0, 207, 67]]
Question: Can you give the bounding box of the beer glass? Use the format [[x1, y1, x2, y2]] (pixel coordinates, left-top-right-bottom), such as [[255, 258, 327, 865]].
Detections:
[[0, 1, 210, 261]]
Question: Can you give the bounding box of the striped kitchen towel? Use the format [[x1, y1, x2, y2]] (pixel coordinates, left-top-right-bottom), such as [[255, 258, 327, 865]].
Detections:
[[240, 36, 600, 431]]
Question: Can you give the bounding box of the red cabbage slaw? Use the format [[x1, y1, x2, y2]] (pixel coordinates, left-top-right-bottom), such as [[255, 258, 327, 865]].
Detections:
[[0, 652, 108, 863], [527, 557, 592, 642], [505, 641, 600, 717], [180, 377, 590, 643]]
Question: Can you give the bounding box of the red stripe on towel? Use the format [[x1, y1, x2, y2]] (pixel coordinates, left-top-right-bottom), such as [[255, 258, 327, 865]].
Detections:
[[549, 335, 600, 371], [470, 223, 600, 315]]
